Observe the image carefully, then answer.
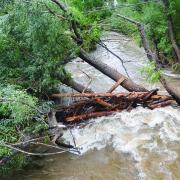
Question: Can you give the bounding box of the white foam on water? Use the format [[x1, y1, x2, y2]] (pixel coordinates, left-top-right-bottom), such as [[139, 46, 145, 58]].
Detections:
[[63, 106, 180, 179], [63, 31, 180, 179]]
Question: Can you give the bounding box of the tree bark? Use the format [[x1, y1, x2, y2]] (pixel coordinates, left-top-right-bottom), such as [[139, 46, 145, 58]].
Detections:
[[162, 0, 180, 62], [51, 0, 148, 93], [51, 92, 150, 98], [79, 48, 148, 92], [117, 14, 180, 105]]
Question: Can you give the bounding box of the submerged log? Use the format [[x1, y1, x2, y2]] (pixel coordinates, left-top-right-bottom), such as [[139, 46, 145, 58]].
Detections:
[[66, 111, 120, 123]]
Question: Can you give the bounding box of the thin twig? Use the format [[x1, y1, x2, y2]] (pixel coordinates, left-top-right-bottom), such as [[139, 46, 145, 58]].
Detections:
[[97, 40, 131, 78], [12, 136, 48, 146], [0, 143, 68, 156], [79, 70, 93, 93]]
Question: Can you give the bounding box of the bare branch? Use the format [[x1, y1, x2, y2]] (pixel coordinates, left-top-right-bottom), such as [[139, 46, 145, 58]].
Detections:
[[97, 40, 131, 78], [0, 143, 68, 156]]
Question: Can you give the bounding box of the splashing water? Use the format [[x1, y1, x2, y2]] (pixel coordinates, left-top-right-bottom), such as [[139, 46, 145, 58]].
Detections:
[[63, 106, 180, 179], [4, 32, 180, 180]]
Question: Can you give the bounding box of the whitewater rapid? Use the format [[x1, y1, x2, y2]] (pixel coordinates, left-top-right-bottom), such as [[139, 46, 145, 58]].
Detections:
[[7, 32, 180, 180], [63, 106, 180, 179]]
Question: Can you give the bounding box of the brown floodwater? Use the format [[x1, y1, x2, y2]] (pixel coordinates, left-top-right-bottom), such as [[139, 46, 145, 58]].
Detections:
[[2, 32, 180, 180]]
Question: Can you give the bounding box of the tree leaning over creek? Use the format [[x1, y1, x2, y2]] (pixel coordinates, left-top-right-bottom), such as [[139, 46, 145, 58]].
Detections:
[[0, 0, 180, 174]]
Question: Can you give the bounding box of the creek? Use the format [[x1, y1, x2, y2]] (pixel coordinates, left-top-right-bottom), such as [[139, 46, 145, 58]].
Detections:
[[5, 32, 180, 180]]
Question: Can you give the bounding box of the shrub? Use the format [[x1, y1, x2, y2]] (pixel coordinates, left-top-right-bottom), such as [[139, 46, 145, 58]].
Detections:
[[0, 84, 48, 173]]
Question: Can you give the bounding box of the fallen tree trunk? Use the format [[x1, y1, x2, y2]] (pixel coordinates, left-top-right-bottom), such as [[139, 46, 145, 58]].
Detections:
[[51, 92, 174, 103], [79, 48, 148, 92], [52, 92, 150, 98], [50, 0, 149, 93], [54, 71, 93, 93], [62, 79, 93, 93], [117, 14, 180, 105]]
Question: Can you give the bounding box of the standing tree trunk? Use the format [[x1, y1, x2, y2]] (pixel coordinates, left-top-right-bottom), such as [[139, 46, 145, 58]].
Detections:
[[117, 14, 180, 105], [162, 0, 180, 62]]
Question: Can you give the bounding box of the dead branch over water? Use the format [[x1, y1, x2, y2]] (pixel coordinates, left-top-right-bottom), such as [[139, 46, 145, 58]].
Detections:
[[1, 1, 179, 166], [52, 90, 175, 124]]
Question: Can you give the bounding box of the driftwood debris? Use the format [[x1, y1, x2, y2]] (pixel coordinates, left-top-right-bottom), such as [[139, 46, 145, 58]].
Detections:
[[52, 90, 176, 124], [49, 0, 178, 144]]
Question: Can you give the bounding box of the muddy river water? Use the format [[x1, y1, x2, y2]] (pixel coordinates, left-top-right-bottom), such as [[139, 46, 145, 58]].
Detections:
[[4, 32, 180, 180]]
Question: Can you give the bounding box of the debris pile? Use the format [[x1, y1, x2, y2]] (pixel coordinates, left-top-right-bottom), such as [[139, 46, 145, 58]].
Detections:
[[52, 89, 175, 124]]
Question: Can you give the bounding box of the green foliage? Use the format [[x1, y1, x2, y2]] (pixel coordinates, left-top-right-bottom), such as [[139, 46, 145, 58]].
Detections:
[[0, 0, 113, 94], [170, 0, 180, 45], [0, 85, 48, 173], [141, 2, 172, 56], [112, 0, 180, 70], [0, 0, 76, 94], [172, 63, 180, 72], [67, 0, 112, 50], [68, 0, 111, 23], [81, 25, 101, 51], [140, 62, 161, 84], [110, 8, 140, 43]]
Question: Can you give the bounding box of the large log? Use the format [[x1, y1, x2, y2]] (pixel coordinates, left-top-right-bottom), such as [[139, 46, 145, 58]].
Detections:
[[62, 79, 93, 93], [79, 49, 148, 92], [66, 111, 120, 123], [51, 0, 148, 93], [52, 92, 149, 98], [52, 92, 173, 102]]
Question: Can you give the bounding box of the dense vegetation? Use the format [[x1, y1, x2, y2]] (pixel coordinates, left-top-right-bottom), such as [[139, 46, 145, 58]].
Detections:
[[0, 0, 109, 174], [0, 0, 109, 95], [0, 0, 179, 174], [0, 85, 49, 173], [109, 0, 180, 71]]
